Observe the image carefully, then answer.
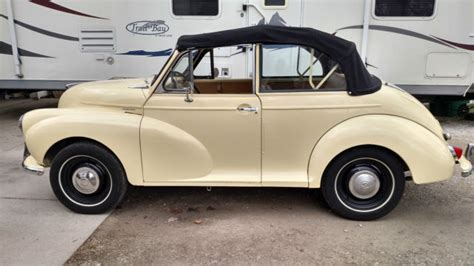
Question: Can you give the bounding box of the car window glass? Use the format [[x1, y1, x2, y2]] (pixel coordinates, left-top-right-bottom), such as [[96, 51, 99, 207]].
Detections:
[[260, 44, 346, 92], [194, 51, 212, 77], [192, 46, 254, 94], [262, 45, 323, 77], [162, 45, 254, 94], [163, 52, 191, 91]]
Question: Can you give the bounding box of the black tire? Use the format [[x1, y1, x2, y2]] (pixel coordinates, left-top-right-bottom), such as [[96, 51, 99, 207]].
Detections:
[[50, 142, 128, 214], [457, 104, 469, 118], [321, 147, 405, 220]]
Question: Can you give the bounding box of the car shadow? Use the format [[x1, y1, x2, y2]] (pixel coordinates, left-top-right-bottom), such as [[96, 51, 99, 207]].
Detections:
[[114, 181, 473, 224], [117, 186, 333, 221]]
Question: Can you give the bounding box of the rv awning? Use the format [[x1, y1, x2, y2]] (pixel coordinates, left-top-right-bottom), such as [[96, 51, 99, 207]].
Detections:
[[177, 25, 381, 96]]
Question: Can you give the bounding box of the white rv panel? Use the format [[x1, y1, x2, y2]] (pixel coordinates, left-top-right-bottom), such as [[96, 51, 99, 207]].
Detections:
[[0, 0, 472, 96], [426, 52, 471, 78]]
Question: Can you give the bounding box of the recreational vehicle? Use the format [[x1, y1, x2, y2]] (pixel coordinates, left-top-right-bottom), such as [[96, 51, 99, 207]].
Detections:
[[1, 0, 473, 98]]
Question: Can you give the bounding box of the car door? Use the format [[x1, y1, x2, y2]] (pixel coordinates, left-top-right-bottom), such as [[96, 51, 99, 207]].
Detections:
[[140, 50, 261, 185], [257, 44, 352, 187]]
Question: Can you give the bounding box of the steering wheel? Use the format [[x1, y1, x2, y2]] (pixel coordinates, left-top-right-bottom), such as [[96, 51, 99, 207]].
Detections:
[[168, 71, 200, 93], [169, 71, 186, 89]]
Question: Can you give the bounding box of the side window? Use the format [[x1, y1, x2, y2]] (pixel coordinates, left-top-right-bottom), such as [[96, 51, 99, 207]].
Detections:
[[262, 45, 323, 77], [172, 0, 219, 16], [193, 51, 213, 77], [374, 0, 435, 17], [260, 44, 346, 92], [163, 52, 192, 91], [162, 45, 254, 94]]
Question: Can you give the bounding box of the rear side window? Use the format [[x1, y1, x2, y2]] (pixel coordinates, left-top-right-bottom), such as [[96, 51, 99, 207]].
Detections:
[[260, 45, 346, 92], [375, 0, 435, 17], [172, 0, 219, 16]]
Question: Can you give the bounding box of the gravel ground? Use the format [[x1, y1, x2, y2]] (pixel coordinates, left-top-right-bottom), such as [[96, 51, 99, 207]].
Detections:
[[67, 117, 474, 265]]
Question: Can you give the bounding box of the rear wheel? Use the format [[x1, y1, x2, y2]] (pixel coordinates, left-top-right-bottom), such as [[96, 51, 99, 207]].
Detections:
[[50, 142, 127, 214], [321, 147, 405, 220]]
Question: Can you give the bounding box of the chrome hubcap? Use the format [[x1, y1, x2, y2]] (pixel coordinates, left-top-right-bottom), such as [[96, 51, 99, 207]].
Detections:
[[72, 166, 100, 194], [348, 169, 380, 199]]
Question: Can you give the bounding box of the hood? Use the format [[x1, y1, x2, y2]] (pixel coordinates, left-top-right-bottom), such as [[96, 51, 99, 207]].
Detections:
[[58, 78, 150, 111]]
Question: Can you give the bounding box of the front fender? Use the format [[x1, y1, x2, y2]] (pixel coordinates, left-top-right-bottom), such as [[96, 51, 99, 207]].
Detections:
[[308, 115, 454, 188], [24, 109, 143, 185]]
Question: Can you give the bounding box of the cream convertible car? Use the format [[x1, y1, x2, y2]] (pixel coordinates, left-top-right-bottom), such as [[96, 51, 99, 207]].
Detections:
[[21, 26, 473, 220]]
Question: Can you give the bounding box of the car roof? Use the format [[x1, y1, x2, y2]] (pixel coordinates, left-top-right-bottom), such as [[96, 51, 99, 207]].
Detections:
[[176, 25, 381, 96]]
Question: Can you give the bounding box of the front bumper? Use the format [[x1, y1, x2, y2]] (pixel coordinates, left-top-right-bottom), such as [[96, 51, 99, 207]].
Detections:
[[460, 143, 474, 177], [22, 155, 44, 176], [465, 143, 474, 164], [22, 145, 43, 176]]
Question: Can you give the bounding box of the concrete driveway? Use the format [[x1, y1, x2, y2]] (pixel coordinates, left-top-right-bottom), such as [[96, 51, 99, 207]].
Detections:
[[0, 99, 108, 265]]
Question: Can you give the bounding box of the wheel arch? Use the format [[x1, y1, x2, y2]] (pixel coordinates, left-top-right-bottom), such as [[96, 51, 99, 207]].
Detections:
[[308, 115, 454, 188], [322, 144, 410, 179], [43, 137, 118, 167]]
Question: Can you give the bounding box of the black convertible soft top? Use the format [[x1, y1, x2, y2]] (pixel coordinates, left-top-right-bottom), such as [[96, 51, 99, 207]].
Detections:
[[177, 25, 381, 96]]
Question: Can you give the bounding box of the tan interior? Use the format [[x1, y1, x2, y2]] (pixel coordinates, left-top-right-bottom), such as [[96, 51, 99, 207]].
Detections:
[[194, 79, 253, 94], [261, 73, 347, 91], [193, 74, 346, 94]]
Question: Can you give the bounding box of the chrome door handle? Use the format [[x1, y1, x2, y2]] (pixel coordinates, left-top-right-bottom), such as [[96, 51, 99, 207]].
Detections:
[[237, 106, 258, 113]]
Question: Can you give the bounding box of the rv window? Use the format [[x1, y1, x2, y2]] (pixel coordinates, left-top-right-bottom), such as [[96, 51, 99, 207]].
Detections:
[[172, 0, 219, 16], [375, 0, 435, 17], [264, 0, 286, 7]]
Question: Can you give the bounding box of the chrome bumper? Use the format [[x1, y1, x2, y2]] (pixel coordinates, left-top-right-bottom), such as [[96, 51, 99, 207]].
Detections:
[[22, 144, 44, 176], [461, 143, 474, 177], [22, 158, 44, 176], [465, 143, 474, 164]]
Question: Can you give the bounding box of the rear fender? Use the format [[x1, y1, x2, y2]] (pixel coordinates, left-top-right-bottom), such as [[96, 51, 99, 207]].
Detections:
[[308, 115, 454, 188]]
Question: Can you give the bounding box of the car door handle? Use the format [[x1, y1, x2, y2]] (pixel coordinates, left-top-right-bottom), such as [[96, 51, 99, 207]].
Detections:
[[237, 106, 258, 113]]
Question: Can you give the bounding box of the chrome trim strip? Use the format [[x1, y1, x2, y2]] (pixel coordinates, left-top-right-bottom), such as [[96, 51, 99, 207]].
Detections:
[[263, 104, 381, 110]]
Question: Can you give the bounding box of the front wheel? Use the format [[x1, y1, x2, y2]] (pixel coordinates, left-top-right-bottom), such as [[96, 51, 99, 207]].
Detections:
[[50, 142, 128, 214], [321, 147, 405, 220]]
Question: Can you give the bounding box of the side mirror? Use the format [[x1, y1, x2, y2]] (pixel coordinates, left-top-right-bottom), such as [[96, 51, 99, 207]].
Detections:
[[184, 86, 193, 102]]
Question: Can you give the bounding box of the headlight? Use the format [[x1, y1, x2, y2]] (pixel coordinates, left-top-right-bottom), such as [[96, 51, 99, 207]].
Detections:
[[18, 114, 24, 129]]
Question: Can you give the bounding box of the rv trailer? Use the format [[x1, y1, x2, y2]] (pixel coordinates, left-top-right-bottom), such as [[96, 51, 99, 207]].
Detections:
[[1, 0, 473, 98]]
